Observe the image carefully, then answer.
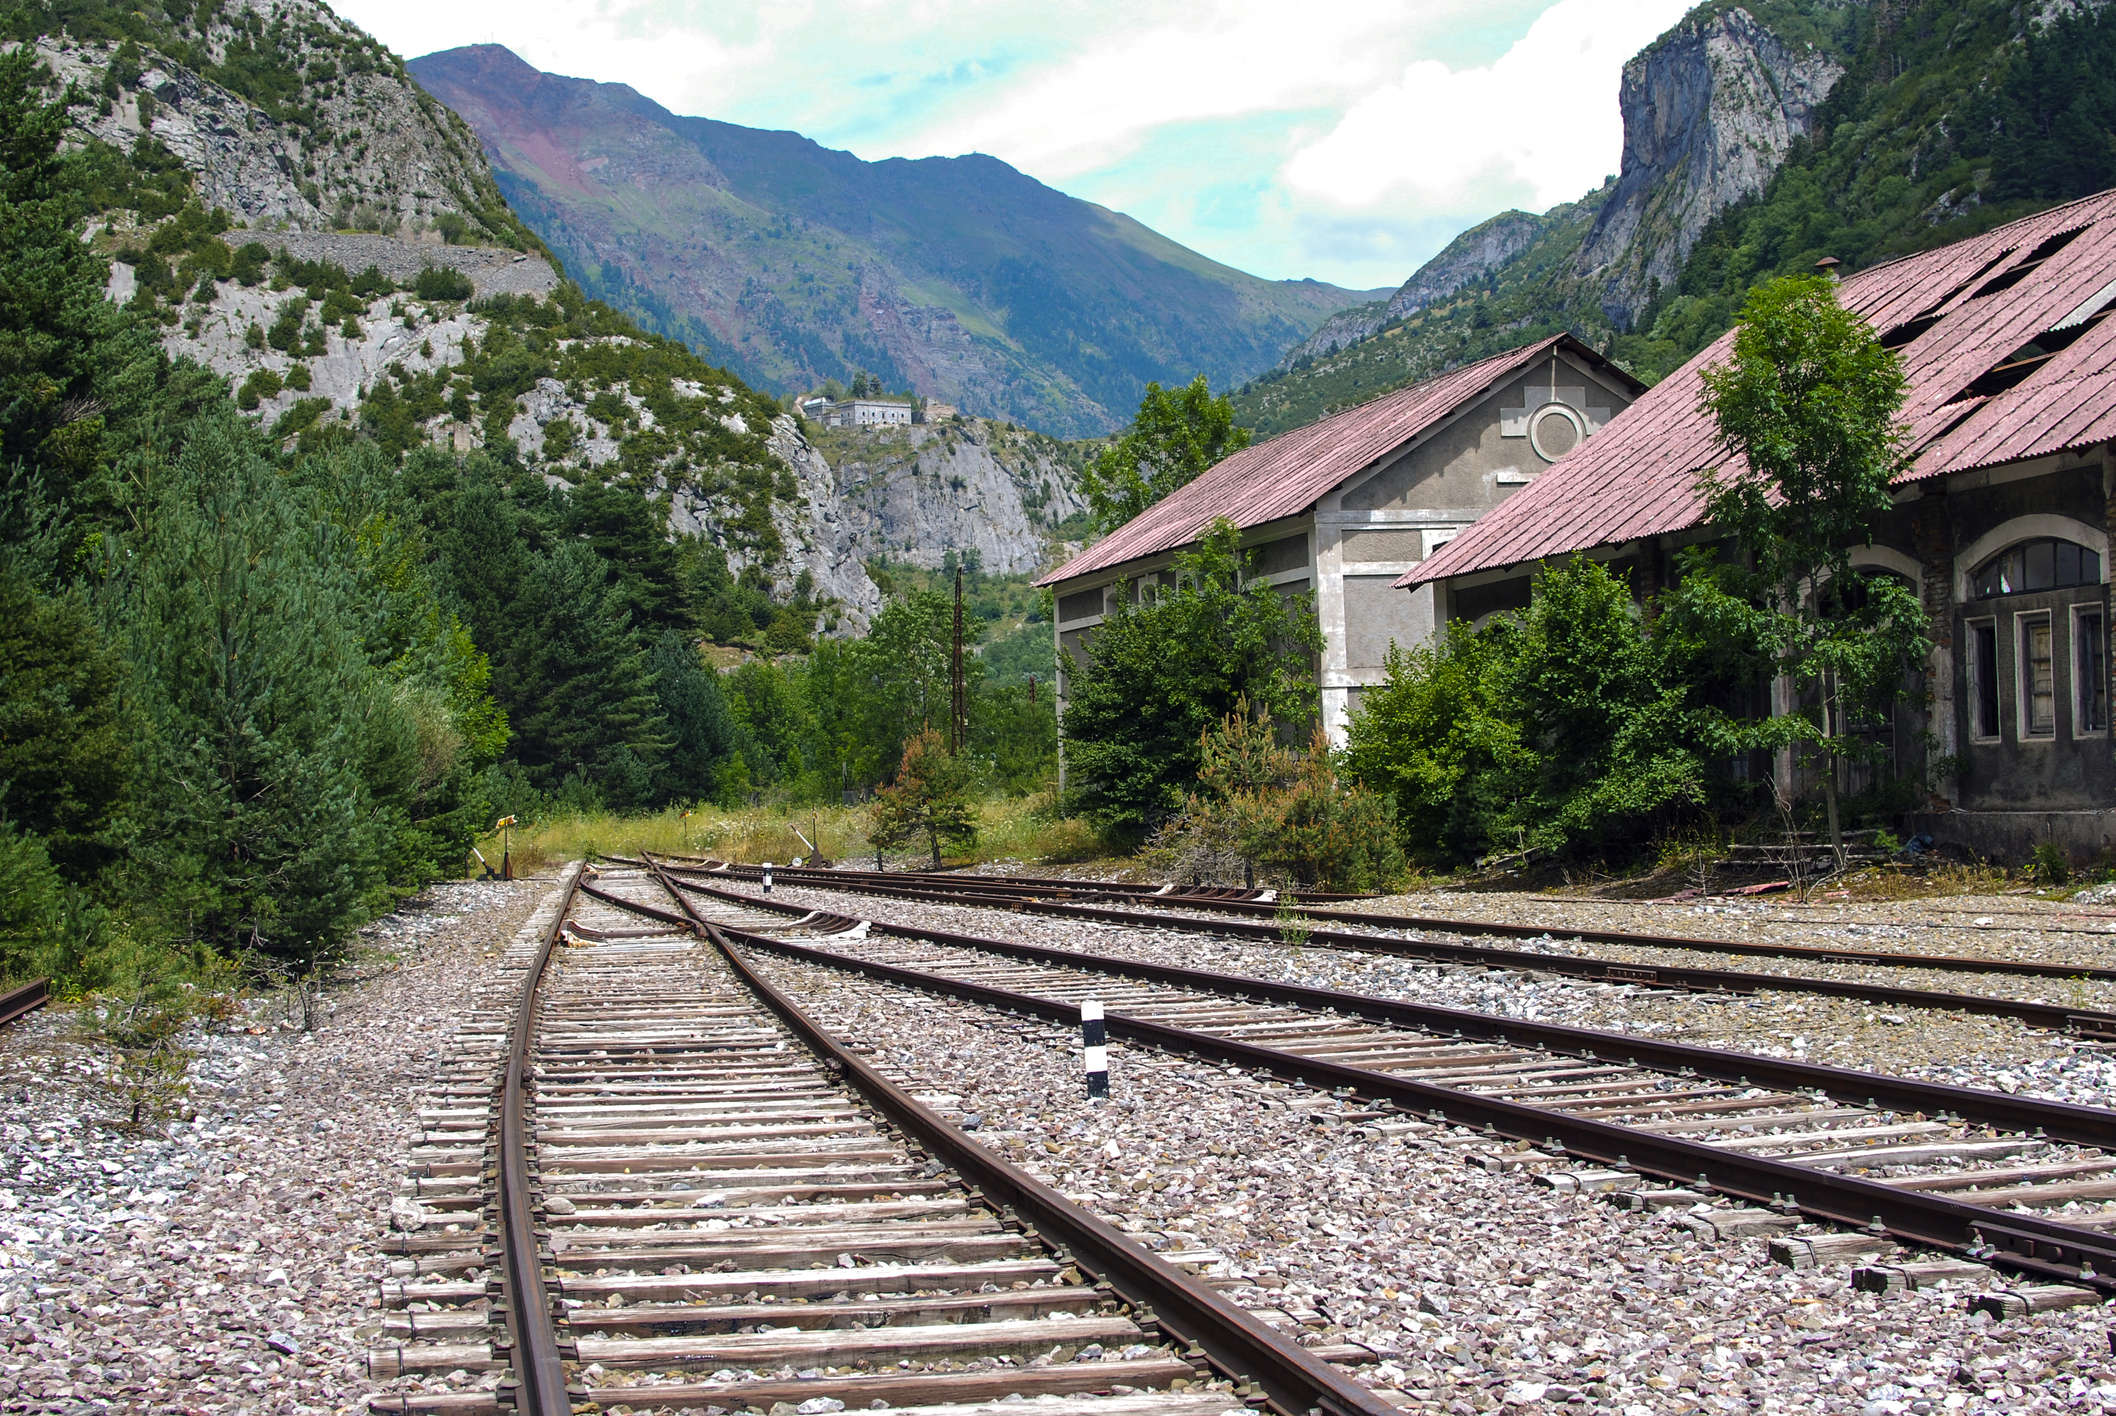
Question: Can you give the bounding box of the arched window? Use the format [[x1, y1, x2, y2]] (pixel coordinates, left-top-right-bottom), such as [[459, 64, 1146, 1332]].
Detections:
[[1969, 537, 2101, 598]]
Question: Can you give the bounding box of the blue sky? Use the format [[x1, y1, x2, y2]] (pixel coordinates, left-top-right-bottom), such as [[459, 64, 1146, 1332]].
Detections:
[[336, 0, 1700, 290]]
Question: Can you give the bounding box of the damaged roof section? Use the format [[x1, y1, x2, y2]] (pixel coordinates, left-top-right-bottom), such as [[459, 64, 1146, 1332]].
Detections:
[[1407, 187, 2116, 588]]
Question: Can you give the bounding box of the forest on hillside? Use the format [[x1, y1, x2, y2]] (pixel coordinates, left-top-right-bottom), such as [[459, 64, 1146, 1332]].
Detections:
[[0, 43, 1056, 994]]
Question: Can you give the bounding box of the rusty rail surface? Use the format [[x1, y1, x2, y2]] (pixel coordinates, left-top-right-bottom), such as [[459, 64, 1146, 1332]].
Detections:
[[0, 978, 50, 1028], [725, 923, 2116, 1293], [634, 857, 1399, 1416], [495, 864, 584, 1416], [650, 863, 2115, 1147], [686, 859, 2116, 981], [667, 861, 2116, 1036], [627, 865, 2116, 1295]]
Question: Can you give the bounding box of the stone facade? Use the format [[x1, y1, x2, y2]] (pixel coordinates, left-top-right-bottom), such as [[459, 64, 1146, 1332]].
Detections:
[[1437, 448, 2116, 861], [1051, 344, 1639, 746]]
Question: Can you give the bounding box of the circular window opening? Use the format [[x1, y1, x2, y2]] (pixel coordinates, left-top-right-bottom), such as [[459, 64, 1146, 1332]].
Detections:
[[1528, 402, 1584, 462]]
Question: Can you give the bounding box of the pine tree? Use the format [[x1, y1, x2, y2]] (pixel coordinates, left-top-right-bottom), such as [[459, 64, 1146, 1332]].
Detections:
[[869, 729, 976, 869], [0, 45, 158, 539], [650, 629, 740, 804], [0, 569, 130, 879], [501, 542, 671, 806], [117, 417, 397, 963]]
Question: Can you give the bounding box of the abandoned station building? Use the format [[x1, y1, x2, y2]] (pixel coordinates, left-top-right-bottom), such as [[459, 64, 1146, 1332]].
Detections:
[[1409, 189, 2116, 858], [1038, 335, 1643, 741]]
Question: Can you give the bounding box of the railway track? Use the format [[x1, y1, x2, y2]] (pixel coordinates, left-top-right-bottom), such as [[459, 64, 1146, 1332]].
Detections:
[[367, 862, 1397, 1416], [0, 977, 50, 1028], [648, 860, 2116, 1039], [640, 859, 2116, 1314], [675, 859, 2116, 979]]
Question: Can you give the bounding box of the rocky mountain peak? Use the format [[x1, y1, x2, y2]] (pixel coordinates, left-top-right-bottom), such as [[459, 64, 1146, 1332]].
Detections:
[[1574, 4, 1845, 328]]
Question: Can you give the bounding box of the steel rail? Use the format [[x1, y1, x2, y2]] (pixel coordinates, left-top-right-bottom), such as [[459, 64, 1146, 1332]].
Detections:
[[724, 923, 2116, 1291], [691, 860, 2116, 983], [661, 862, 2116, 1038], [648, 863, 2116, 1150], [645, 852, 1378, 902], [495, 863, 584, 1416], [632, 858, 1398, 1416], [0, 978, 51, 1028], [637, 888, 2116, 1295]]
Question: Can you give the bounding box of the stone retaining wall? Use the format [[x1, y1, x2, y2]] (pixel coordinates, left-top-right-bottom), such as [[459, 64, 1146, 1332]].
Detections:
[[262, 232, 561, 299]]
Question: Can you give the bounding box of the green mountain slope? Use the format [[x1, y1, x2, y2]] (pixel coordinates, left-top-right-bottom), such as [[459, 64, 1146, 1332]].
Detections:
[[1238, 0, 2116, 436], [407, 45, 1386, 439], [1237, 187, 1610, 439]]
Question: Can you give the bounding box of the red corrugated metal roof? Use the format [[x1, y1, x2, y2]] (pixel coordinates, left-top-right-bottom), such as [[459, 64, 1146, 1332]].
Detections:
[[1404, 187, 2116, 589], [1037, 335, 1636, 587]]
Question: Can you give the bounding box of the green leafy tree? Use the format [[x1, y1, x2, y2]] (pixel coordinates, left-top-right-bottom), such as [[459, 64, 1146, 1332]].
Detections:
[[1080, 376, 1251, 533], [723, 656, 811, 795], [967, 681, 1057, 796], [1063, 519, 1323, 837], [869, 728, 976, 868], [1696, 274, 1929, 861]]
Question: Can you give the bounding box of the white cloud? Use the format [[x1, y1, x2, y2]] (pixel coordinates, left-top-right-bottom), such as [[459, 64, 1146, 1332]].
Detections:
[[886, 1, 1495, 178], [1281, 0, 1696, 216], [328, 0, 1705, 286]]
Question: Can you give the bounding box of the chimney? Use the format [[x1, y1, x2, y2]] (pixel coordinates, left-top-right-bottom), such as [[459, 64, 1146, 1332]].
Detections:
[[1815, 256, 1841, 282]]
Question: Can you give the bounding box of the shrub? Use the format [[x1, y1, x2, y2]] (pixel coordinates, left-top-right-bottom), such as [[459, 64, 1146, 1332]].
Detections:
[[266, 297, 306, 352], [238, 368, 283, 406], [414, 265, 473, 301], [2031, 841, 2071, 887], [231, 242, 269, 286], [1153, 705, 1407, 892], [1344, 556, 1724, 863]]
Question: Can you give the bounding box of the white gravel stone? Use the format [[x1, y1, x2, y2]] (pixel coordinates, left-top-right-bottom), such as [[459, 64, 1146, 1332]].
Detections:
[[0, 877, 548, 1414], [751, 880, 2116, 1108], [746, 947, 2116, 1416]]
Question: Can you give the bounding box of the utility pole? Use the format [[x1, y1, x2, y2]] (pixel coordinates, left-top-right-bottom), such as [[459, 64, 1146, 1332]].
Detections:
[[950, 565, 967, 754]]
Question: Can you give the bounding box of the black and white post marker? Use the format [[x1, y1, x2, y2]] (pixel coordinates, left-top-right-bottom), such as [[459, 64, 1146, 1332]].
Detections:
[[762, 861, 773, 895], [1081, 999, 1108, 1099]]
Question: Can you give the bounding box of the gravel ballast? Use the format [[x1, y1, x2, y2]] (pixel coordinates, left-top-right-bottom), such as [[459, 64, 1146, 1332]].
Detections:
[[0, 877, 547, 1414], [739, 880, 2116, 1109], [749, 948, 2116, 1416]]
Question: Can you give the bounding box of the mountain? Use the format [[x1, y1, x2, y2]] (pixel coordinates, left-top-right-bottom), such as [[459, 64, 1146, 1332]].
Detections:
[[405, 45, 1386, 439], [1239, 0, 2116, 439], [21, 0, 1099, 633], [1240, 188, 1613, 437]]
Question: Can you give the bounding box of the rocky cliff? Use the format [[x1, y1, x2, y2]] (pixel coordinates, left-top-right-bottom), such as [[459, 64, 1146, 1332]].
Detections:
[[737, 419, 1089, 629], [1277, 206, 1584, 370], [1239, 1, 1865, 433], [37, 2, 528, 242], [1574, 5, 1844, 327], [31, 0, 1088, 636]]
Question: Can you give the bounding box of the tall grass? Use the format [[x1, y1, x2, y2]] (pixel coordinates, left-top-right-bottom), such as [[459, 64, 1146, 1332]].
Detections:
[[497, 793, 1112, 876]]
